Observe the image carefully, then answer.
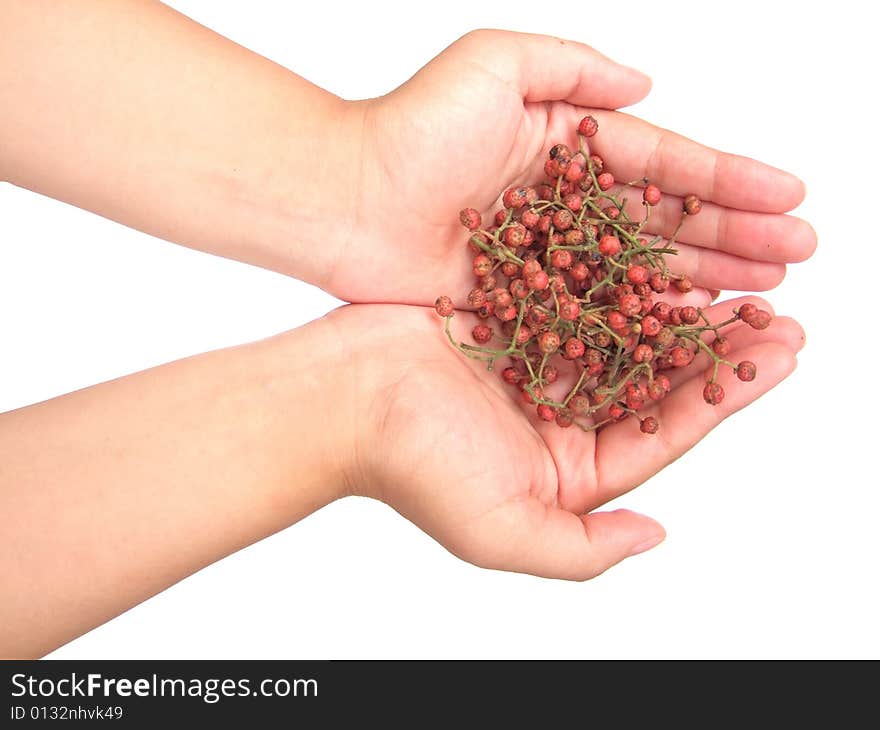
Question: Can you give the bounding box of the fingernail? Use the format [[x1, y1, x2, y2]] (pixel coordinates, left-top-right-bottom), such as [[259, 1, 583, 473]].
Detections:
[[628, 534, 665, 557]]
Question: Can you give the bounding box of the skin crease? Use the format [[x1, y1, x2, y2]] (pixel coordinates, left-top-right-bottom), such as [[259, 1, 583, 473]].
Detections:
[[0, 2, 814, 656]]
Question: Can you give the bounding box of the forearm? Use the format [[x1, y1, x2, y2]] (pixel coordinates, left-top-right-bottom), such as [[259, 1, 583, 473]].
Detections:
[[0, 318, 354, 658], [0, 0, 360, 287]]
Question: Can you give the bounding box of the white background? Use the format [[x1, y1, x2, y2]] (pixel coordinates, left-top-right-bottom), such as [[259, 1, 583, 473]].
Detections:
[[1, 0, 876, 658]]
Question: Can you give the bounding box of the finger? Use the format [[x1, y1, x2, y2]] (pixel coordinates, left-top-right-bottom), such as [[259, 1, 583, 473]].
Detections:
[[584, 109, 806, 213], [474, 499, 664, 580], [609, 185, 817, 264], [453, 30, 651, 109], [657, 240, 787, 291], [593, 341, 797, 507]]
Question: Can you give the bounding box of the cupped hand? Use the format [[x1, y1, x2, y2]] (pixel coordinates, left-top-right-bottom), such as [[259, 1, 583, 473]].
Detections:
[[330, 299, 804, 579], [327, 30, 814, 304]]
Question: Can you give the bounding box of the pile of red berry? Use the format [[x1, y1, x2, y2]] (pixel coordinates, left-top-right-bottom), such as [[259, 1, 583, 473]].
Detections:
[[434, 115, 772, 434]]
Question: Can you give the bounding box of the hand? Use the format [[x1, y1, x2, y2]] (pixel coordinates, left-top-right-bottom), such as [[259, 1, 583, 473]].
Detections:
[[332, 299, 804, 579], [326, 30, 815, 304]]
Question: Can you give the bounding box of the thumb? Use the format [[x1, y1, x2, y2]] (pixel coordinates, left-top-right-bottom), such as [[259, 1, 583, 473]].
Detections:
[[445, 29, 651, 109], [470, 500, 665, 580]]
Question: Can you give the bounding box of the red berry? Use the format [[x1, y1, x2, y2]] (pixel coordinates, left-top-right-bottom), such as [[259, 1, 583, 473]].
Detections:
[[521, 386, 544, 405], [494, 210, 508, 227], [565, 163, 585, 183], [618, 294, 641, 317], [570, 395, 591, 416], [477, 301, 495, 319], [655, 374, 672, 393], [564, 230, 585, 250], [526, 306, 548, 328], [641, 315, 662, 337], [549, 144, 572, 162], [712, 337, 731, 356], [570, 261, 590, 282], [577, 115, 599, 137], [643, 184, 662, 206], [559, 299, 580, 321], [674, 276, 694, 293], [670, 346, 694, 367], [502, 187, 528, 209], [552, 209, 573, 230], [479, 274, 497, 292], [736, 361, 757, 381], [703, 381, 724, 405], [563, 193, 583, 212], [459, 208, 482, 230], [521, 209, 540, 230], [597, 172, 615, 191], [543, 364, 559, 384], [536, 404, 556, 422], [603, 205, 621, 220], [527, 270, 550, 291], [625, 386, 645, 410], [652, 327, 675, 348], [594, 331, 612, 348], [500, 261, 520, 278], [609, 403, 627, 421], [584, 348, 603, 367], [607, 310, 629, 331], [588, 154, 604, 173], [502, 367, 520, 385], [489, 287, 512, 306], [683, 194, 703, 216], [640, 416, 659, 434], [626, 264, 649, 285], [515, 324, 533, 345], [472, 324, 493, 344], [496, 304, 517, 322], [647, 382, 666, 401], [747, 310, 772, 330], [649, 272, 670, 293], [564, 337, 586, 360], [535, 184, 554, 201], [503, 223, 526, 247], [555, 410, 574, 428], [538, 331, 560, 354], [467, 288, 487, 308], [522, 258, 542, 278], [473, 254, 492, 278], [737, 303, 758, 323], [598, 235, 621, 256], [509, 278, 529, 300], [550, 249, 573, 269], [679, 306, 700, 325], [669, 307, 683, 326], [633, 344, 654, 363], [652, 301, 673, 323], [434, 295, 453, 317]]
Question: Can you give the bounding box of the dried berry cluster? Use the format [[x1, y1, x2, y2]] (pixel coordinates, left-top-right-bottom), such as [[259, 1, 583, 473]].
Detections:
[[434, 116, 771, 434]]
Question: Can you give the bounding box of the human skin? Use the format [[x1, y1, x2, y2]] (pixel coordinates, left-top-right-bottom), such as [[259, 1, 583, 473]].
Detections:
[[0, 2, 816, 303], [0, 1, 814, 657], [0, 298, 804, 658]]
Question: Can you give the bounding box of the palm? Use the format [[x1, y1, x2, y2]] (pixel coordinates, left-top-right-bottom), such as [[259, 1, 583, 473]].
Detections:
[[329, 31, 814, 306], [337, 299, 804, 579]]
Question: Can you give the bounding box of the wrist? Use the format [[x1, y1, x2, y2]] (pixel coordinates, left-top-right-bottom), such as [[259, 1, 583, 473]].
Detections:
[[251, 314, 363, 509], [240, 97, 369, 293]]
